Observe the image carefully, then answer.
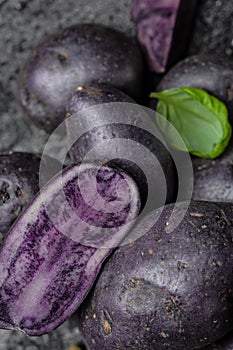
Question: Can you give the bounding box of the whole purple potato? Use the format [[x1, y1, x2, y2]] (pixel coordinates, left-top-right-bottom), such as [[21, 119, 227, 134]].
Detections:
[[18, 24, 144, 133], [192, 139, 233, 202], [66, 83, 135, 116], [77, 200, 233, 350], [66, 83, 177, 210], [0, 152, 40, 237], [155, 54, 233, 123]]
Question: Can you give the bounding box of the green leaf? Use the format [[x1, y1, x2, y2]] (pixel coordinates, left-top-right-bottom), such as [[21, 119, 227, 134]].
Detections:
[[150, 87, 232, 158]]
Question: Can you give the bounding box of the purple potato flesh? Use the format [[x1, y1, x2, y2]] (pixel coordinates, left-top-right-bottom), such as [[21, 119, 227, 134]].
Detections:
[[0, 162, 140, 336], [17, 23, 144, 133], [77, 201, 233, 350], [0, 152, 40, 237], [131, 0, 198, 73]]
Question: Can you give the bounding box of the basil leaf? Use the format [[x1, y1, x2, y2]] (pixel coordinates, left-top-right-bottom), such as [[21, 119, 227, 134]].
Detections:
[[150, 87, 232, 158]]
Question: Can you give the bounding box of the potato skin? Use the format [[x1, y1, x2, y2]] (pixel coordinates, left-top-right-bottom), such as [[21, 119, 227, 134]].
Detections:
[[0, 152, 40, 236], [66, 83, 177, 210], [192, 140, 233, 202], [155, 54, 233, 123], [205, 331, 233, 350], [18, 24, 144, 133], [66, 83, 135, 116], [77, 201, 233, 350]]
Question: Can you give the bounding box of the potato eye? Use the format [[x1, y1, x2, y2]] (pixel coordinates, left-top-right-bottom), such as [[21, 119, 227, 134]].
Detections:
[[58, 53, 68, 64]]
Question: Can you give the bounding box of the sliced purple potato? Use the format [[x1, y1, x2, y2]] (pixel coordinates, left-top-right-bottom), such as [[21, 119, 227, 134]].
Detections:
[[0, 152, 41, 237], [0, 162, 140, 336], [17, 23, 144, 133], [131, 0, 198, 73]]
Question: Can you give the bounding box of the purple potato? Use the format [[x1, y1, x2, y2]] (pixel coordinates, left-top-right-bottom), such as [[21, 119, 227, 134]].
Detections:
[[66, 83, 135, 116], [155, 54, 233, 123], [66, 85, 177, 210], [77, 200, 233, 350], [205, 332, 233, 350], [0, 161, 140, 336], [131, 0, 198, 73], [0, 152, 40, 237], [18, 23, 144, 133], [66, 84, 148, 208], [191, 139, 233, 202]]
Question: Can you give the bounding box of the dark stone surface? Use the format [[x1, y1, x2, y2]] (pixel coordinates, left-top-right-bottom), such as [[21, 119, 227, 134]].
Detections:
[[0, 0, 233, 349]]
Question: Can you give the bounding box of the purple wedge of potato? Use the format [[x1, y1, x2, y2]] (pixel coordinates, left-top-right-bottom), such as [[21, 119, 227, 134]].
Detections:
[[77, 200, 233, 350], [0, 162, 140, 336], [0, 152, 41, 237], [131, 0, 199, 73]]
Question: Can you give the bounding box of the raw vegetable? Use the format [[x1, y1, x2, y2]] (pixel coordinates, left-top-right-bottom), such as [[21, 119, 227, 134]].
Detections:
[[0, 161, 140, 336], [131, 0, 198, 73], [0, 152, 40, 237], [77, 200, 233, 350], [150, 87, 232, 158], [205, 331, 233, 350], [18, 24, 144, 133], [155, 54, 233, 123], [66, 96, 177, 210], [66, 83, 135, 117], [192, 138, 233, 202]]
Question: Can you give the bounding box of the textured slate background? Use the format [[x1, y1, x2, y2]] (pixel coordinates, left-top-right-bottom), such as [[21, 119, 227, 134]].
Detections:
[[0, 0, 233, 349]]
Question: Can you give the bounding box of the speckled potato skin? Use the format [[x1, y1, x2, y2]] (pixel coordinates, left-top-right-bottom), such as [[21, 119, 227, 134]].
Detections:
[[77, 201, 233, 350], [0, 152, 40, 236], [155, 54, 233, 123], [66, 83, 135, 116], [66, 83, 177, 209], [18, 24, 144, 133], [192, 140, 233, 202], [205, 331, 233, 350]]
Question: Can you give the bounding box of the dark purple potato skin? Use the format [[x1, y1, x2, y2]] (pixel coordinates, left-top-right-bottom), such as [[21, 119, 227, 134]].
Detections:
[[66, 84, 177, 209], [131, 0, 198, 73], [0, 162, 140, 336], [68, 124, 177, 209], [18, 23, 144, 133], [66, 83, 135, 116], [0, 152, 40, 236], [155, 54, 233, 123], [205, 332, 233, 350], [77, 200, 233, 350], [192, 139, 233, 202], [66, 84, 149, 208]]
